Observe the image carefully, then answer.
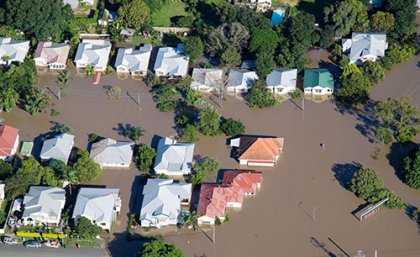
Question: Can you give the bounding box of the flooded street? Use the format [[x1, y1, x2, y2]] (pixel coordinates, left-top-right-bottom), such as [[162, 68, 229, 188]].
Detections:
[[1, 52, 420, 257]]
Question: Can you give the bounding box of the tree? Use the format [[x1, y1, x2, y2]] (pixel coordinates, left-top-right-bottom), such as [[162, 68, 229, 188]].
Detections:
[[249, 28, 279, 54], [118, 0, 150, 31], [41, 167, 60, 187], [0, 88, 19, 112], [139, 240, 185, 257], [5, 172, 38, 200], [4, 0, 74, 41], [1, 55, 12, 67], [191, 157, 220, 185], [126, 126, 145, 144], [371, 11, 395, 33], [154, 85, 181, 112], [85, 64, 95, 76], [184, 37, 204, 63], [207, 22, 249, 54], [336, 72, 371, 105], [137, 145, 156, 172], [361, 61, 385, 84], [247, 80, 279, 109], [382, 189, 405, 209], [73, 150, 102, 182], [341, 63, 361, 78], [182, 211, 198, 230], [220, 118, 245, 137], [75, 217, 102, 239], [184, 89, 203, 108], [221, 46, 241, 68], [0, 160, 14, 180], [49, 160, 79, 184], [386, 0, 416, 39], [318, 25, 336, 48], [58, 70, 71, 85], [55, 123, 73, 134], [23, 88, 50, 115], [374, 97, 420, 143], [255, 51, 275, 78], [178, 124, 199, 143], [349, 166, 385, 203], [196, 107, 221, 136], [404, 148, 420, 190], [216, 4, 271, 33], [145, 75, 160, 87]]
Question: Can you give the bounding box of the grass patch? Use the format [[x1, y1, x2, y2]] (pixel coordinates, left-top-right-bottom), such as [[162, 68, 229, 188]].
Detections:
[[151, 2, 191, 27], [273, 0, 299, 7], [65, 238, 98, 247]]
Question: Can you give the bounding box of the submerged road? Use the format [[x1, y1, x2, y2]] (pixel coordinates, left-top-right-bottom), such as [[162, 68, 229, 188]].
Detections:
[[0, 244, 110, 257]]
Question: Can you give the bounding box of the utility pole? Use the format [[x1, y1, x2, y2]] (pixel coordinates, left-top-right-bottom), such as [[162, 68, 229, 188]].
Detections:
[[302, 95, 304, 111], [58, 88, 62, 100], [138, 92, 141, 111], [312, 206, 319, 221], [212, 224, 216, 244]]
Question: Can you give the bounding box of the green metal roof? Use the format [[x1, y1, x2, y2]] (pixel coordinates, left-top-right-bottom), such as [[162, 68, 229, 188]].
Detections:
[[20, 141, 34, 156], [303, 69, 334, 89]]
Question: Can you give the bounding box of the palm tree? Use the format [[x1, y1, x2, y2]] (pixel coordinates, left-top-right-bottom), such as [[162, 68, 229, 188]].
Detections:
[[182, 211, 198, 231], [126, 126, 145, 144], [58, 70, 71, 85], [85, 64, 95, 76], [2, 55, 11, 67]]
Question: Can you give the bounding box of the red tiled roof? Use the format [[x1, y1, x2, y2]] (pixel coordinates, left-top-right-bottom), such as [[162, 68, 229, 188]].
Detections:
[[34, 41, 70, 65], [238, 137, 284, 162], [197, 171, 262, 219], [0, 125, 19, 157]]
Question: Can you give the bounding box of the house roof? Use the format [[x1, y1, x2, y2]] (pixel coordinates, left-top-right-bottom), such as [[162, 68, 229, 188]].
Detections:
[[154, 137, 195, 174], [197, 184, 227, 219], [34, 41, 70, 65], [0, 37, 30, 63], [0, 124, 19, 157], [74, 39, 111, 68], [266, 68, 297, 88], [115, 44, 152, 72], [303, 69, 334, 89], [22, 186, 65, 220], [140, 179, 191, 221], [191, 68, 223, 88], [90, 138, 134, 166], [120, 28, 135, 36], [153, 47, 189, 77], [72, 188, 120, 224], [222, 170, 262, 194], [40, 133, 74, 163], [347, 33, 388, 64], [228, 69, 258, 88], [235, 137, 284, 162]]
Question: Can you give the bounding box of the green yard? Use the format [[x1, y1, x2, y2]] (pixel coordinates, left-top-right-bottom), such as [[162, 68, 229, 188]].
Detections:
[[151, 2, 192, 27]]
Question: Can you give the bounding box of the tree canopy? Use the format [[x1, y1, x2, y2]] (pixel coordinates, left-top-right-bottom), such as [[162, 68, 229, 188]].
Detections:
[[139, 240, 185, 257], [118, 0, 150, 31], [404, 148, 420, 190], [247, 80, 278, 108], [196, 107, 221, 136], [75, 216, 102, 239], [137, 145, 156, 172], [184, 36, 204, 63], [220, 118, 245, 137], [73, 150, 103, 182]]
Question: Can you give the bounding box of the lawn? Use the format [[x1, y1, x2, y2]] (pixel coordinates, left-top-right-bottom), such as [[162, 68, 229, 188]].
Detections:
[[151, 2, 191, 27]]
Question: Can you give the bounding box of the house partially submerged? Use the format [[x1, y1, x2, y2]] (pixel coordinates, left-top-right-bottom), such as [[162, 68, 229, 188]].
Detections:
[[0, 37, 30, 66], [154, 137, 195, 176], [90, 138, 134, 168], [266, 68, 297, 95], [153, 47, 189, 78], [115, 44, 152, 76], [74, 39, 112, 72], [140, 179, 192, 228], [190, 68, 223, 93], [22, 186, 66, 226], [342, 33, 388, 65], [72, 188, 121, 231], [227, 69, 258, 94], [303, 69, 334, 96], [40, 133, 74, 164], [0, 124, 19, 161], [34, 42, 70, 70], [230, 136, 284, 167], [197, 170, 262, 225]]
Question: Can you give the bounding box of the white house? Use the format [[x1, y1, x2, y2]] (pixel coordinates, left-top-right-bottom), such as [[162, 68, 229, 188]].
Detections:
[[303, 69, 334, 96], [154, 137, 195, 176], [72, 188, 121, 231], [34, 42, 70, 70], [40, 133, 74, 164], [90, 138, 134, 168], [22, 186, 66, 226], [140, 179, 192, 228], [0, 37, 30, 66], [227, 69, 258, 94], [74, 39, 112, 72], [190, 68, 223, 93], [153, 47, 189, 78], [342, 33, 388, 65], [266, 68, 297, 95], [0, 124, 19, 161], [115, 44, 152, 76]]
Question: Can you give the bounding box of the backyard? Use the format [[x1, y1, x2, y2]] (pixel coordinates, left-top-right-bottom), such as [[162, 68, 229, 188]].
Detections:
[[151, 2, 192, 27]]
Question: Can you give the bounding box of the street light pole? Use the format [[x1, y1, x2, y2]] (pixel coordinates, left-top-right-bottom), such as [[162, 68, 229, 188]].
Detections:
[[312, 206, 319, 221]]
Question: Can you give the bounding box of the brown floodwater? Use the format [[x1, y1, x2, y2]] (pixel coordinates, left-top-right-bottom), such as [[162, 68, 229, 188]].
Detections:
[[1, 33, 420, 257]]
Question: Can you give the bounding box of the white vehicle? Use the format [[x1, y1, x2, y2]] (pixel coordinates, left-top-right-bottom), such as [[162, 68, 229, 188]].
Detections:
[[3, 236, 19, 245], [44, 240, 60, 248]]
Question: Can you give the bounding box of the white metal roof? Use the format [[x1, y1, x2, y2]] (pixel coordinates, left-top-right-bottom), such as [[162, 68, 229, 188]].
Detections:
[[40, 133, 74, 163], [22, 186, 65, 221], [90, 138, 134, 166], [266, 68, 297, 89], [346, 33, 388, 64], [153, 47, 189, 77], [114, 44, 152, 73], [228, 69, 258, 89], [74, 39, 111, 69], [154, 137, 194, 174], [0, 37, 30, 65]]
